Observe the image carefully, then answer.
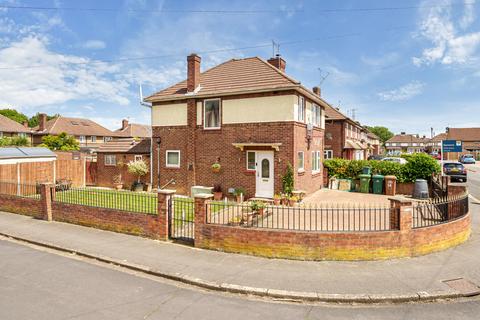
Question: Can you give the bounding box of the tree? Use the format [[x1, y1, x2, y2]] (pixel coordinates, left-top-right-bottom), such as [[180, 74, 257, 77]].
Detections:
[[366, 126, 394, 145], [39, 132, 80, 151], [0, 109, 29, 124], [28, 113, 60, 127], [0, 136, 30, 147]]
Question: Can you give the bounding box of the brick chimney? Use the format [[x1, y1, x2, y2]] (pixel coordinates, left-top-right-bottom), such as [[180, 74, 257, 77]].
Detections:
[[122, 119, 129, 130], [187, 53, 201, 92], [23, 121, 28, 128], [39, 113, 47, 131], [312, 86, 321, 97], [267, 54, 286, 72]]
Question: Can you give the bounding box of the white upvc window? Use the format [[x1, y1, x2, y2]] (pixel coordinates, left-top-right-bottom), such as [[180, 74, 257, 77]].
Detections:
[[103, 136, 112, 142], [297, 96, 305, 122], [79, 135, 86, 143], [90, 136, 96, 143], [297, 151, 304, 172], [166, 150, 181, 168], [312, 151, 321, 173], [18, 132, 26, 138], [312, 104, 321, 127], [204, 98, 221, 129], [134, 155, 143, 161], [324, 150, 333, 159], [104, 154, 116, 166], [246, 151, 256, 170]]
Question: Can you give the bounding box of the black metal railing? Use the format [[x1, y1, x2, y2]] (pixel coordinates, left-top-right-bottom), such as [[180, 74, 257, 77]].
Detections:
[[169, 196, 195, 241], [53, 187, 157, 214], [0, 180, 41, 199], [413, 194, 469, 228], [206, 201, 395, 232]]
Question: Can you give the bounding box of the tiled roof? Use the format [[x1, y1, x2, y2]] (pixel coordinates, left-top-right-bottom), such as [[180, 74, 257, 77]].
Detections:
[[447, 128, 480, 141], [0, 114, 31, 133], [34, 117, 116, 137], [430, 133, 447, 142], [387, 134, 429, 143], [145, 56, 301, 102], [367, 132, 380, 140], [115, 123, 151, 138], [97, 138, 150, 154], [324, 105, 347, 120]]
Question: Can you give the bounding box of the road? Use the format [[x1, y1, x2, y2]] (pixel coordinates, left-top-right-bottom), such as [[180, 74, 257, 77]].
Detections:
[[1, 239, 480, 320], [466, 163, 480, 200]]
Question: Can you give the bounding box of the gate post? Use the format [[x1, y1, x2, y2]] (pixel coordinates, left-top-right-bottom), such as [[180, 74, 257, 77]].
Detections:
[[389, 197, 412, 231], [157, 189, 176, 240], [194, 193, 213, 246], [40, 183, 54, 221]]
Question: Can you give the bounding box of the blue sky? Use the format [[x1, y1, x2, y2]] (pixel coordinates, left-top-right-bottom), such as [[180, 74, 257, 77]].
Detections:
[[0, 0, 479, 136]]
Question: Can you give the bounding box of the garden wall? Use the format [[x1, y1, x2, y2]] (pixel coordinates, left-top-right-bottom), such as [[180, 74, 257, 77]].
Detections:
[[0, 194, 43, 219]]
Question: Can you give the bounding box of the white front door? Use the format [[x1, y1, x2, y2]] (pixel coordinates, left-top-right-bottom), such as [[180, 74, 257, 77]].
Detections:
[[255, 151, 274, 198]]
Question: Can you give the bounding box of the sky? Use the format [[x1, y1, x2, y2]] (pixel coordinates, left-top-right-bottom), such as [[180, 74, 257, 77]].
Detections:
[[0, 0, 479, 136]]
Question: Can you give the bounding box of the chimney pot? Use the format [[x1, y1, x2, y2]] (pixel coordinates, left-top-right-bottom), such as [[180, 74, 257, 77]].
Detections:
[[312, 86, 321, 96], [39, 113, 47, 131], [122, 119, 129, 130], [267, 55, 286, 72], [187, 53, 201, 92], [401, 132, 406, 135]]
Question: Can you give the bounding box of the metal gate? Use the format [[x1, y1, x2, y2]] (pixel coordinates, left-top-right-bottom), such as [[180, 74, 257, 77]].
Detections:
[[168, 196, 195, 243]]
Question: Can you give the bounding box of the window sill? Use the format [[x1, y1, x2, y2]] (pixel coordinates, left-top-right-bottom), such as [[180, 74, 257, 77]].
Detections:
[[312, 171, 322, 177], [165, 166, 181, 169], [297, 169, 305, 175]]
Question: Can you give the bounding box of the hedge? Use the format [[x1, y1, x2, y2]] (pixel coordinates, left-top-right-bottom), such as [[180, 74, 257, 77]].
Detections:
[[324, 153, 440, 183]]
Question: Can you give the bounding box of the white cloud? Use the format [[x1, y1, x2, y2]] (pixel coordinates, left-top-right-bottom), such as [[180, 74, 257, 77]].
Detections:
[[83, 40, 106, 50], [377, 81, 426, 101], [413, 0, 480, 66]]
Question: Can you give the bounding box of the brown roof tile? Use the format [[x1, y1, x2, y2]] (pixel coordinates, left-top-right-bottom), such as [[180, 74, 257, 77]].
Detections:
[[34, 117, 116, 137], [324, 105, 347, 120], [97, 138, 150, 154], [115, 123, 151, 138], [447, 128, 480, 141], [0, 114, 31, 134], [387, 134, 429, 143], [430, 133, 447, 142]]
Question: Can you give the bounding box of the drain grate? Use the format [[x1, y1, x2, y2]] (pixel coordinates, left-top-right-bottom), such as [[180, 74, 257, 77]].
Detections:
[[443, 278, 480, 296]]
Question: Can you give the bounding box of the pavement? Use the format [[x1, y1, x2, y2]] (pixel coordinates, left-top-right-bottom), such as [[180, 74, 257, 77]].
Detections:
[[0, 194, 479, 304]]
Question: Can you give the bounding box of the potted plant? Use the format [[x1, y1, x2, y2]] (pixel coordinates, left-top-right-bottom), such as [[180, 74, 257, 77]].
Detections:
[[228, 216, 243, 226], [233, 187, 245, 202], [287, 195, 299, 206], [112, 174, 123, 190], [213, 184, 223, 200], [251, 201, 266, 215], [211, 162, 221, 173], [127, 160, 149, 192], [273, 194, 282, 206]]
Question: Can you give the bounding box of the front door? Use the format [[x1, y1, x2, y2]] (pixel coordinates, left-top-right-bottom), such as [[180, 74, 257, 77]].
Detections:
[[255, 151, 274, 198]]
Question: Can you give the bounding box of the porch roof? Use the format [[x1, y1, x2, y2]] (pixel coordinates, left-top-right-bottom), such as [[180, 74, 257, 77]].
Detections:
[[344, 140, 362, 150], [232, 142, 282, 151]]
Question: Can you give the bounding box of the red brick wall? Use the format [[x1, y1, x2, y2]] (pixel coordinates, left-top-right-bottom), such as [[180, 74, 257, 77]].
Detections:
[[0, 195, 43, 218], [96, 153, 150, 189], [325, 120, 344, 158]]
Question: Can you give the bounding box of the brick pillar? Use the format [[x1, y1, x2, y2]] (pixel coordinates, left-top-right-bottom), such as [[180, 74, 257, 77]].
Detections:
[[40, 183, 54, 221], [194, 193, 213, 246], [389, 197, 412, 231], [186, 98, 197, 193], [157, 189, 176, 240]]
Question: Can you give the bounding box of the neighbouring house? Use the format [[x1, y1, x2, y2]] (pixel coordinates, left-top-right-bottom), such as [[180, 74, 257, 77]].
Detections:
[[385, 132, 428, 155], [144, 53, 327, 198], [425, 132, 447, 154], [96, 138, 151, 189], [366, 131, 381, 157], [32, 114, 117, 153], [0, 114, 32, 143], [444, 127, 480, 160], [324, 106, 369, 160], [114, 119, 151, 139]]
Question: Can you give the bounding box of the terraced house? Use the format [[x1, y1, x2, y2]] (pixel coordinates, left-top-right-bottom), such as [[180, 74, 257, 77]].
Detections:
[[145, 54, 328, 198]]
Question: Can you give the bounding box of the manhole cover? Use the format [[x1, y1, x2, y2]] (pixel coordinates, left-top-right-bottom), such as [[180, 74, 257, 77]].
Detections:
[[443, 278, 480, 296]]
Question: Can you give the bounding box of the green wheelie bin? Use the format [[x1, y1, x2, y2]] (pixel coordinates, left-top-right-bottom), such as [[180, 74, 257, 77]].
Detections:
[[372, 175, 385, 194], [359, 174, 371, 193]]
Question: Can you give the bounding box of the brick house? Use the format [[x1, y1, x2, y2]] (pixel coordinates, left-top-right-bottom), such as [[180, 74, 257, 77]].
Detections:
[[366, 132, 381, 157], [444, 127, 480, 160], [145, 54, 328, 198], [96, 138, 151, 189], [0, 114, 32, 143], [324, 106, 369, 160], [32, 114, 117, 152], [425, 132, 447, 154], [385, 132, 428, 155], [114, 119, 151, 139]]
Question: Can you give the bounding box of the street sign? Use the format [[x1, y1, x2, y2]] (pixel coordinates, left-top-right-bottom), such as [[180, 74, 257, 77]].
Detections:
[[442, 140, 463, 153]]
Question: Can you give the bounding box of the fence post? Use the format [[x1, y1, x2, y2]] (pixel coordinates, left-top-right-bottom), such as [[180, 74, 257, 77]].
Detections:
[[40, 183, 54, 221], [157, 189, 175, 240], [194, 193, 213, 246], [389, 197, 412, 231]]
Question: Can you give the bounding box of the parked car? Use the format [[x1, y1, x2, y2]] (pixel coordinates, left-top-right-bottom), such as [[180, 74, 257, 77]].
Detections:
[[459, 154, 476, 164], [442, 161, 467, 182], [381, 157, 407, 164], [368, 155, 385, 160], [430, 152, 442, 160]]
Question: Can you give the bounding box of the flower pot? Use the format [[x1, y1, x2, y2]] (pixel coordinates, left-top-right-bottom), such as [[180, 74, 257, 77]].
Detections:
[[213, 192, 223, 201], [133, 182, 144, 192], [212, 167, 221, 173], [273, 199, 280, 206], [236, 195, 242, 203], [114, 184, 123, 190], [258, 208, 264, 215]]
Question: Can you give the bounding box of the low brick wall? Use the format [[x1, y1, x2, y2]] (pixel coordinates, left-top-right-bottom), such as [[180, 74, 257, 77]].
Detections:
[[195, 213, 470, 261], [396, 182, 414, 196], [51, 202, 163, 239], [0, 195, 43, 219]]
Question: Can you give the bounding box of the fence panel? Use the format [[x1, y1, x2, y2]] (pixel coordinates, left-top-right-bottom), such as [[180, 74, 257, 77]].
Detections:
[[0, 180, 41, 199], [169, 196, 195, 242], [207, 201, 395, 232], [53, 187, 157, 214]]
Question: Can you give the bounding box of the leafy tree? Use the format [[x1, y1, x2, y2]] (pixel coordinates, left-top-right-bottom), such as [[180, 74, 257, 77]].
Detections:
[[282, 163, 294, 196], [366, 126, 394, 145], [28, 113, 60, 127], [0, 109, 29, 124], [127, 160, 149, 183], [39, 132, 79, 151], [0, 136, 30, 147]]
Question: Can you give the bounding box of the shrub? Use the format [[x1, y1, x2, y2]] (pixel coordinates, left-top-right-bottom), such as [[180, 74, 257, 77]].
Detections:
[[127, 160, 149, 182], [401, 153, 440, 182], [282, 163, 294, 196]]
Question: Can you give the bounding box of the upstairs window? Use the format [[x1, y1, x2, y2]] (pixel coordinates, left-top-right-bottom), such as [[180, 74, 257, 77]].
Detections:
[[90, 136, 96, 143], [79, 135, 86, 143], [312, 104, 321, 127], [103, 136, 112, 143], [297, 96, 305, 122], [204, 99, 221, 129]]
